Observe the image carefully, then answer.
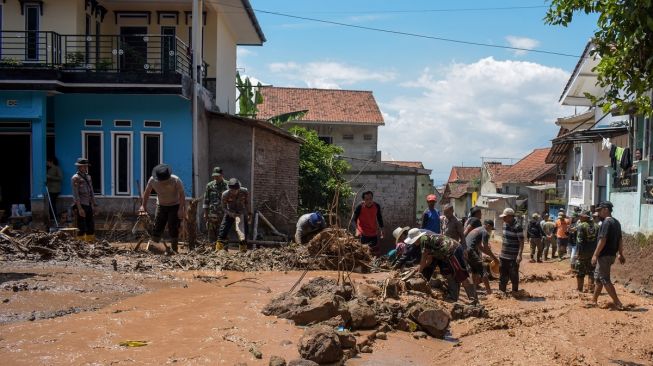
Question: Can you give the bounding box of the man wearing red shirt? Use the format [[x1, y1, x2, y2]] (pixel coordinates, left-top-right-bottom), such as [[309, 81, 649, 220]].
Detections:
[[352, 191, 385, 256]]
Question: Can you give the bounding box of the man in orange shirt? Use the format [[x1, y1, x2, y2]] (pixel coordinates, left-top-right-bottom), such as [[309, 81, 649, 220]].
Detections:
[[555, 210, 570, 259], [352, 191, 385, 256]]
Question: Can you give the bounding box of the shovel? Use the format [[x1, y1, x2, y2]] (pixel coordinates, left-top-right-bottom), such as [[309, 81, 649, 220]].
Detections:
[[44, 185, 63, 232]]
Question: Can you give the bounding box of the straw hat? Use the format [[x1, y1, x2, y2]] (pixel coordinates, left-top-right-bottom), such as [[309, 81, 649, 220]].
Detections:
[[392, 226, 410, 240], [404, 228, 427, 245]]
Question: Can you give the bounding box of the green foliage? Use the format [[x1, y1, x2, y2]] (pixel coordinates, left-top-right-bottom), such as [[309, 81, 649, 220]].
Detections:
[[290, 126, 353, 216], [545, 0, 653, 115], [65, 52, 85, 67], [267, 110, 308, 127], [96, 59, 113, 71], [236, 71, 263, 118]]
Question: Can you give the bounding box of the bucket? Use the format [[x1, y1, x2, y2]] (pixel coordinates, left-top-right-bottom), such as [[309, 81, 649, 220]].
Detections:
[[489, 260, 500, 278]]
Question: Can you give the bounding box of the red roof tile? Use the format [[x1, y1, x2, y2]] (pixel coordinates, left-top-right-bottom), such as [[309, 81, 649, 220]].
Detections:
[[257, 86, 384, 125], [383, 161, 424, 169], [484, 162, 512, 182], [447, 167, 481, 183], [495, 148, 557, 186]]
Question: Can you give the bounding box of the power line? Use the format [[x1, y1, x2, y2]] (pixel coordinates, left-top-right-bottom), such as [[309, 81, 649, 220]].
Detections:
[[215, 5, 548, 14], [205, 1, 580, 58]]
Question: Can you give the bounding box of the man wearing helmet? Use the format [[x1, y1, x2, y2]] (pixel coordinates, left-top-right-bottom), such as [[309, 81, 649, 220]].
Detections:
[[295, 212, 327, 244]]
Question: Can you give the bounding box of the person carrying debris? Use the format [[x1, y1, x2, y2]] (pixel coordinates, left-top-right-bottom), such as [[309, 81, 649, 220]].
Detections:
[[441, 203, 464, 242], [71, 158, 97, 242], [421, 194, 441, 233], [527, 213, 545, 262], [555, 210, 570, 259], [541, 213, 557, 260], [575, 209, 598, 292], [498, 208, 524, 294], [591, 201, 625, 310], [140, 164, 186, 254], [466, 219, 499, 295], [412, 230, 479, 304], [295, 212, 326, 244], [351, 191, 384, 256], [217, 178, 251, 252], [203, 167, 228, 245]]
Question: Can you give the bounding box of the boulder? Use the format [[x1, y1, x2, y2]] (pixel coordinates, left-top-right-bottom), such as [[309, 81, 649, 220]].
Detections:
[[347, 300, 377, 329], [269, 355, 287, 366], [288, 360, 320, 366], [298, 325, 343, 364], [406, 278, 430, 294], [416, 309, 450, 339], [262, 293, 309, 316], [336, 331, 357, 349], [282, 294, 341, 326], [356, 283, 381, 298]]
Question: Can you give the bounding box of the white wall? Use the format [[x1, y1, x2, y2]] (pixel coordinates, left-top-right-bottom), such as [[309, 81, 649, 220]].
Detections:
[[214, 11, 237, 113]]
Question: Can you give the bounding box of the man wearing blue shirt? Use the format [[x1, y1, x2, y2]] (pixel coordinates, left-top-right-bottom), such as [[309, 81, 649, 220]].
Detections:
[[422, 194, 441, 233]]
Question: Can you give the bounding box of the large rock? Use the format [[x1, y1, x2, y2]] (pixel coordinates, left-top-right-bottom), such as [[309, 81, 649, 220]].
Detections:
[[416, 309, 450, 339], [297, 277, 353, 301], [262, 293, 309, 316], [406, 278, 430, 294], [336, 331, 357, 349], [269, 355, 287, 366], [298, 325, 343, 364], [347, 300, 377, 329], [282, 293, 341, 326], [288, 360, 320, 366], [356, 283, 381, 298]]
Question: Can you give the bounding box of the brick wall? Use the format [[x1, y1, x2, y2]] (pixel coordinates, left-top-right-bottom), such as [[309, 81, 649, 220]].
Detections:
[[252, 128, 300, 236]]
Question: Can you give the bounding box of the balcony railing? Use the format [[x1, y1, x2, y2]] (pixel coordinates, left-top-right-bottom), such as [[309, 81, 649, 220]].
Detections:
[[0, 30, 201, 76]]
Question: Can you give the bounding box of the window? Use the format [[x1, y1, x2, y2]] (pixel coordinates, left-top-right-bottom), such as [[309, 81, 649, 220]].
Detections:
[[364, 134, 373, 141], [342, 134, 354, 140], [82, 131, 103, 195], [25, 5, 40, 61], [114, 120, 132, 127], [144, 120, 161, 128], [112, 132, 132, 195], [318, 136, 332, 145], [85, 119, 102, 127], [142, 133, 162, 192]]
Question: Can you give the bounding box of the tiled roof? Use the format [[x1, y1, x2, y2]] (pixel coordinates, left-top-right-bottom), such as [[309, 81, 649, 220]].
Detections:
[[447, 166, 481, 183], [448, 182, 472, 199], [257, 86, 384, 125], [484, 162, 511, 182], [383, 161, 424, 169], [495, 148, 557, 186]]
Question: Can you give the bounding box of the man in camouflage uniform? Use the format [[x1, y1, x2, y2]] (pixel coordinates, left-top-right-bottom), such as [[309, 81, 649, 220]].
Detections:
[[217, 178, 251, 252], [575, 209, 599, 292], [410, 231, 478, 304], [203, 167, 227, 245]]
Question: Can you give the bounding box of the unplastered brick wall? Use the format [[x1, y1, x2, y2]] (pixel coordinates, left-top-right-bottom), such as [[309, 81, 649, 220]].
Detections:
[[252, 128, 300, 235]]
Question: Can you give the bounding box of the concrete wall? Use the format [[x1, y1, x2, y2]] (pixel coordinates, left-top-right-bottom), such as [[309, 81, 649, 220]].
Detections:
[[207, 116, 253, 190], [53, 94, 193, 198], [2, 0, 81, 34], [415, 174, 434, 222], [214, 11, 237, 113], [290, 123, 378, 160]]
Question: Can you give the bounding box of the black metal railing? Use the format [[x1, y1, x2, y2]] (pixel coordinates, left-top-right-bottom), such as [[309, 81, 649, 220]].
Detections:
[[0, 30, 198, 76]]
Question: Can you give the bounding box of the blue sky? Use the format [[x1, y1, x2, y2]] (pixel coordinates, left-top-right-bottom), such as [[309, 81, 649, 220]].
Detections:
[[237, 0, 599, 185]]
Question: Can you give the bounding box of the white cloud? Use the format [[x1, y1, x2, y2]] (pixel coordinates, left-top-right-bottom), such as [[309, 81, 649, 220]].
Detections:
[[378, 57, 571, 185], [346, 14, 389, 23], [237, 48, 256, 58], [505, 36, 540, 56], [267, 61, 396, 89]]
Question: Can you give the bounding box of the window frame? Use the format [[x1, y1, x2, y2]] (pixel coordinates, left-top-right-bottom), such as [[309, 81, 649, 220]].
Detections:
[[140, 131, 163, 192], [111, 131, 133, 196], [81, 130, 104, 195], [113, 119, 132, 128], [143, 120, 161, 128]]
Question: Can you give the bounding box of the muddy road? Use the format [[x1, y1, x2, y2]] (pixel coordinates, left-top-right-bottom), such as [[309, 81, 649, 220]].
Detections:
[[1, 248, 652, 365]]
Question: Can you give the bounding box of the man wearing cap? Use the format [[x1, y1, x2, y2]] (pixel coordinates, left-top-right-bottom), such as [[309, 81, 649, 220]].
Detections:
[[541, 213, 557, 260], [466, 219, 499, 295], [591, 201, 625, 309], [555, 210, 570, 259], [295, 212, 326, 244], [71, 158, 97, 242], [527, 213, 545, 263], [441, 203, 464, 242], [463, 206, 483, 237], [203, 167, 228, 245], [140, 164, 186, 254], [351, 191, 384, 256], [218, 178, 251, 252], [575, 210, 599, 292], [421, 194, 441, 234], [499, 208, 524, 294]]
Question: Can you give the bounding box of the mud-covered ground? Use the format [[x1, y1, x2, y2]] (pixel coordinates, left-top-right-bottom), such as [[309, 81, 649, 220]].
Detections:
[[1, 240, 653, 365]]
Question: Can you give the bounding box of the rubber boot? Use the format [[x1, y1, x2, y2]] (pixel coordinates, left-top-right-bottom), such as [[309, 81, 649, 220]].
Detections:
[[239, 240, 247, 253], [215, 240, 225, 252], [85, 234, 96, 242], [76, 235, 86, 242]]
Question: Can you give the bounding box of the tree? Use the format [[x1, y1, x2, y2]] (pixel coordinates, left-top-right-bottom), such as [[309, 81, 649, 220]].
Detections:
[[545, 0, 653, 115], [235, 71, 263, 118], [289, 126, 353, 218]]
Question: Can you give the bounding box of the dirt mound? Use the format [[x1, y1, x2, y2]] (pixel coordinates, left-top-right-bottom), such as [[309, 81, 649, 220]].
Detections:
[[612, 234, 653, 295], [0, 231, 118, 261], [522, 271, 563, 283], [306, 229, 373, 273]]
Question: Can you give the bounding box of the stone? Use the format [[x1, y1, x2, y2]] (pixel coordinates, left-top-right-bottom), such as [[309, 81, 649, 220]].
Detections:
[[269, 355, 287, 366], [377, 323, 392, 333], [262, 293, 309, 316], [416, 309, 450, 339], [375, 332, 387, 340], [336, 331, 357, 349], [347, 300, 377, 329], [288, 360, 320, 366], [280, 339, 293, 346], [283, 294, 341, 326], [450, 303, 489, 320], [356, 283, 381, 298], [298, 325, 343, 364], [342, 348, 358, 360], [412, 331, 428, 339], [249, 347, 262, 359], [396, 318, 418, 332], [384, 279, 400, 298], [406, 278, 430, 293], [360, 346, 373, 353]]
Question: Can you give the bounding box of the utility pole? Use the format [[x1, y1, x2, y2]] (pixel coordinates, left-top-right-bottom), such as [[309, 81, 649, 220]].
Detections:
[[191, 0, 203, 197]]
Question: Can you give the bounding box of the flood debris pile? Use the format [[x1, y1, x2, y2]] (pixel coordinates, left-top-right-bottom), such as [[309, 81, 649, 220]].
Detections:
[[0, 231, 117, 261], [305, 229, 373, 273], [263, 275, 476, 364]]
